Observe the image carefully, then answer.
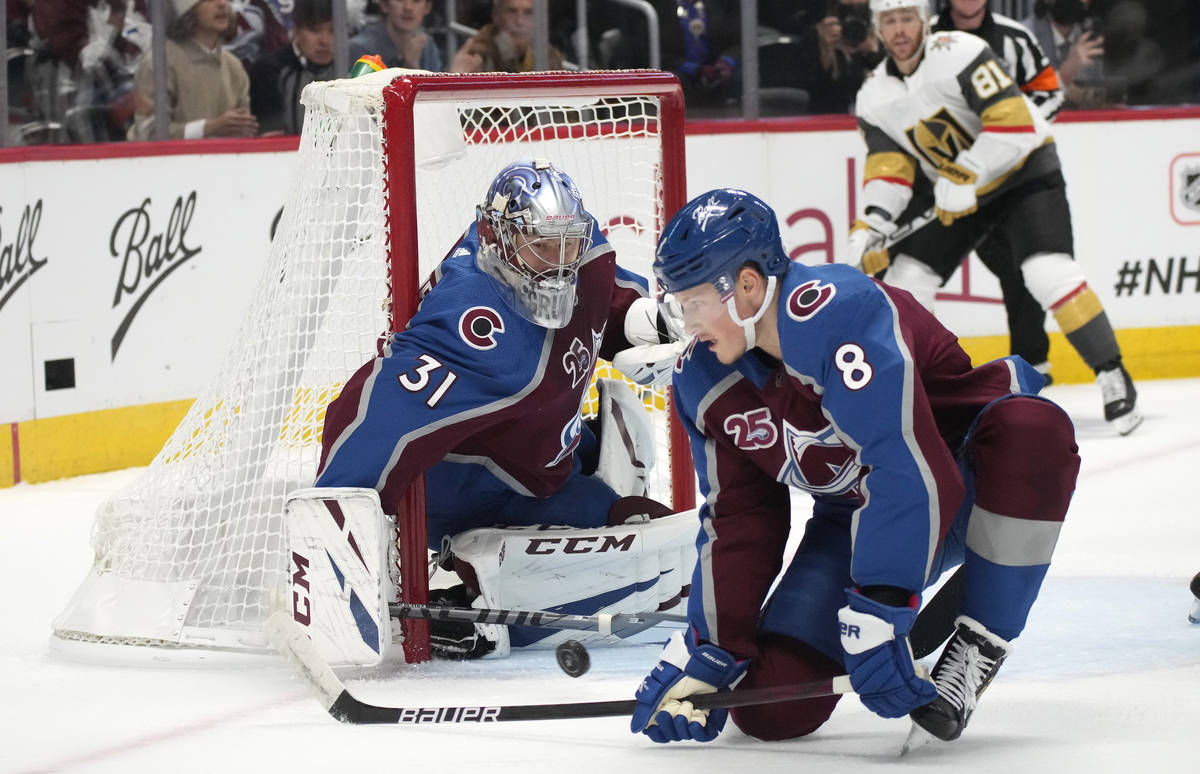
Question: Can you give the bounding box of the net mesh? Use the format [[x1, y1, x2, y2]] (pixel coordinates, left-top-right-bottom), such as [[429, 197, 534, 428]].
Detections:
[[53, 72, 680, 653]]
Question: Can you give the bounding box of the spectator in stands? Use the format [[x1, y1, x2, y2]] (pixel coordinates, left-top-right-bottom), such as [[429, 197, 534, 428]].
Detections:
[[25, 0, 141, 142], [1022, 0, 1108, 106], [127, 0, 259, 140], [223, 0, 290, 73], [351, 0, 443, 71], [760, 0, 825, 37], [249, 0, 333, 135], [450, 0, 563, 73], [794, 0, 883, 114], [1094, 0, 1163, 105], [6, 0, 36, 140], [656, 0, 740, 117]]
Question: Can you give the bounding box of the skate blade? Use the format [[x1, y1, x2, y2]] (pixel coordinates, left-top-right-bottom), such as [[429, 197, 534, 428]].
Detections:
[[1111, 408, 1144, 435], [900, 723, 939, 756]]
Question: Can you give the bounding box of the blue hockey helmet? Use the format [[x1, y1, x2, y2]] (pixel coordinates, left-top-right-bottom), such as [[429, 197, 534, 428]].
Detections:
[[476, 159, 593, 328], [653, 188, 791, 298]]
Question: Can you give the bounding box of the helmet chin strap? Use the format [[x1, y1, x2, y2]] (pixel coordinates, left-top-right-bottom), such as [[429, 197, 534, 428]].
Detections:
[[724, 274, 778, 352]]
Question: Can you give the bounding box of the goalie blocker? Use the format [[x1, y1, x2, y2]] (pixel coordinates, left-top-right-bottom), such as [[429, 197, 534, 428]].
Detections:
[[284, 487, 698, 665]]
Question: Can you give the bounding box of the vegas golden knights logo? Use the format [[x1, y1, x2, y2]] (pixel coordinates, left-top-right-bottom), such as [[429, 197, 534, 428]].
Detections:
[[906, 108, 976, 174]]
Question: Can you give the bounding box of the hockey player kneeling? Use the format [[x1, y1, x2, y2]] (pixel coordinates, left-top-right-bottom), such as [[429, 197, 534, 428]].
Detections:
[[299, 160, 694, 663], [630, 185, 1078, 745]]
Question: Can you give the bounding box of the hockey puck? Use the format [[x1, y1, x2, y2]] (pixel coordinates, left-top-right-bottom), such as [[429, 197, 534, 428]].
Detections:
[[556, 639, 590, 678], [1189, 572, 1200, 625]]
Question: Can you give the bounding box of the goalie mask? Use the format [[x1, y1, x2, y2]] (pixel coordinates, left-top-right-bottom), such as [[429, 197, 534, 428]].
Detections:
[[476, 160, 593, 329]]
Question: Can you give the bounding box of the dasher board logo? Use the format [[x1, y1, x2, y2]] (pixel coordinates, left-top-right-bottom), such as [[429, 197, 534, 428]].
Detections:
[[0, 200, 48, 315], [1169, 153, 1200, 226], [110, 192, 201, 359]]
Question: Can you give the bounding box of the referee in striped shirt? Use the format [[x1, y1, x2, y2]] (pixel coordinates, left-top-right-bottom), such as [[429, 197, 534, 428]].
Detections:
[[932, 0, 1065, 383]]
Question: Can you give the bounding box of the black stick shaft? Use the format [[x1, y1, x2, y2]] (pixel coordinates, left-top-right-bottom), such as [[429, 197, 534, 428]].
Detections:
[[327, 674, 852, 725], [389, 602, 686, 634]]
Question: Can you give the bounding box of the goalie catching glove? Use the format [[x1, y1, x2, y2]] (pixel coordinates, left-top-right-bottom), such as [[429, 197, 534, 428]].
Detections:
[[612, 297, 687, 387], [847, 212, 897, 275], [631, 629, 749, 743], [838, 586, 937, 718]]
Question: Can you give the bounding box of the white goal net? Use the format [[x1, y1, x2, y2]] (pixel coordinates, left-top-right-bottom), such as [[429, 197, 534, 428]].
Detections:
[[53, 70, 691, 662]]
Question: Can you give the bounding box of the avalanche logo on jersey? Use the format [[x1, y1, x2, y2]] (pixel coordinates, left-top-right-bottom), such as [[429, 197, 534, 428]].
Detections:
[[906, 108, 975, 172], [547, 412, 583, 468], [563, 326, 605, 388], [786, 279, 837, 322], [778, 421, 861, 495], [691, 195, 729, 231], [459, 306, 505, 350]]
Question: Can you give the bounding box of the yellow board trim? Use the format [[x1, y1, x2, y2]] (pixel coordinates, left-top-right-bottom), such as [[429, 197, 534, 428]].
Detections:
[[959, 324, 1200, 383], [8, 400, 193, 486], [3, 326, 1200, 489]]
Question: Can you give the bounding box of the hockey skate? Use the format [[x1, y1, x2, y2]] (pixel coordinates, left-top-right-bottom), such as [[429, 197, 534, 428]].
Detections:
[[908, 616, 1012, 742], [1096, 361, 1142, 435], [1032, 361, 1053, 387]]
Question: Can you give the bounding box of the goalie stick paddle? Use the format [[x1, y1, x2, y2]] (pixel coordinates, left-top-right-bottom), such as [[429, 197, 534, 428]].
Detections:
[[388, 602, 687, 638], [267, 611, 851, 725]]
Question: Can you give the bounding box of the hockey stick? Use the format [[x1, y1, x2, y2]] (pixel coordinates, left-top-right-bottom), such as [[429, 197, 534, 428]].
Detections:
[[267, 611, 850, 725], [388, 602, 687, 638], [853, 207, 939, 273], [910, 565, 963, 659], [390, 570, 959, 657], [884, 206, 938, 248]]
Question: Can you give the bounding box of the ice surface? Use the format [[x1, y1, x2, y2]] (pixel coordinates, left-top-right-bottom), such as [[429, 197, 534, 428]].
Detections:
[[2, 378, 1198, 773]]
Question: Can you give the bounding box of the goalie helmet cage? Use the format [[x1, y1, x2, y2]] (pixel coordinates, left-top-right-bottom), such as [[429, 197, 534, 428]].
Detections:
[[51, 69, 694, 664]]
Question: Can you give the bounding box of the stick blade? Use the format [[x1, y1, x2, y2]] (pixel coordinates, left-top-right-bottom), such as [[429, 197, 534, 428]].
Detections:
[[267, 611, 381, 723]]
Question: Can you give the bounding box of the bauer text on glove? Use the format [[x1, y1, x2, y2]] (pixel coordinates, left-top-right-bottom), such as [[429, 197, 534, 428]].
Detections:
[[630, 629, 749, 743], [839, 587, 937, 718]]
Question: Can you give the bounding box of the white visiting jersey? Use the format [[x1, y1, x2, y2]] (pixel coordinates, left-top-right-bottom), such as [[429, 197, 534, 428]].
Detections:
[[855, 30, 1053, 202]]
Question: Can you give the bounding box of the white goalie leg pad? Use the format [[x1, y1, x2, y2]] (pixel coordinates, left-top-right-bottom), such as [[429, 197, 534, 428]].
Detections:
[[449, 509, 700, 649], [594, 377, 656, 498], [885, 254, 942, 312], [284, 487, 393, 666]]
